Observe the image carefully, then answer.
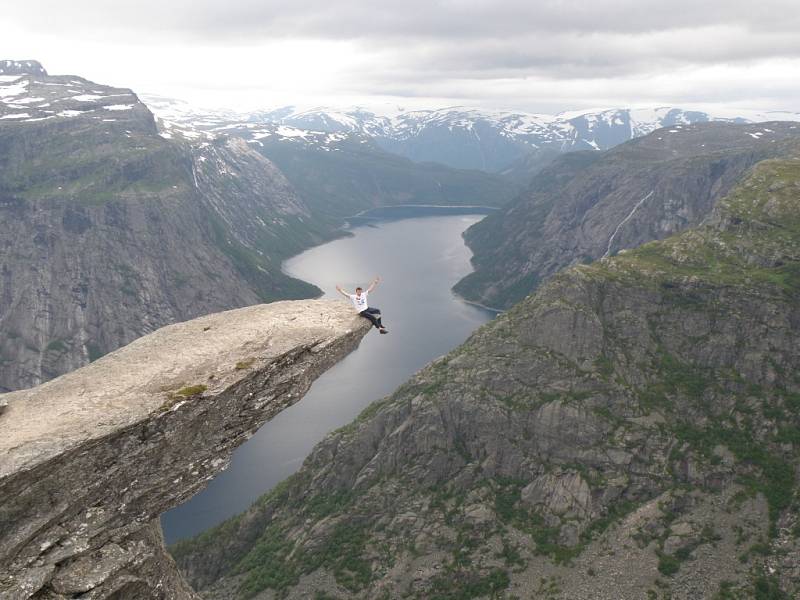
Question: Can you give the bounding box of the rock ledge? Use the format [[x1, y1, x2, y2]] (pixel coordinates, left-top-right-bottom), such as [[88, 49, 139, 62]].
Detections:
[[0, 299, 370, 599]]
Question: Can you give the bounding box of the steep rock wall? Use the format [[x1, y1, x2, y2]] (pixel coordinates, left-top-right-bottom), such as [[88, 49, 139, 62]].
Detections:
[[0, 66, 323, 392], [455, 122, 800, 309]]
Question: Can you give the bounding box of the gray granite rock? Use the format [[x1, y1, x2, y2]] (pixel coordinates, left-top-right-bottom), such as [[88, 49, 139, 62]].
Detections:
[[0, 299, 370, 599]]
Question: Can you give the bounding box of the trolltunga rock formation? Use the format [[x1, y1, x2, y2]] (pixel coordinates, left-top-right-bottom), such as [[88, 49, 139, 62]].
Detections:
[[0, 299, 369, 599]]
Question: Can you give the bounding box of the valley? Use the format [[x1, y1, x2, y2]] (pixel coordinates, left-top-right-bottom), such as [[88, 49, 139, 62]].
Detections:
[[161, 213, 495, 543], [1, 48, 799, 600], [0, 63, 510, 392], [173, 154, 800, 600]]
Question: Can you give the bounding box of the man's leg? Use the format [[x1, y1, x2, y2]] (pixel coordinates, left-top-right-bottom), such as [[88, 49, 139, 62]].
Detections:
[[368, 307, 384, 328], [359, 309, 380, 329], [360, 307, 386, 330], [370, 307, 387, 332]]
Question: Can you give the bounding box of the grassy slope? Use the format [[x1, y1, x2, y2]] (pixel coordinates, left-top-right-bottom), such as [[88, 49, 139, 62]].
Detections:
[[0, 117, 188, 203]]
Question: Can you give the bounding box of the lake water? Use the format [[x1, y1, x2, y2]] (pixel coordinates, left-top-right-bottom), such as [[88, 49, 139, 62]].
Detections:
[[161, 214, 495, 543]]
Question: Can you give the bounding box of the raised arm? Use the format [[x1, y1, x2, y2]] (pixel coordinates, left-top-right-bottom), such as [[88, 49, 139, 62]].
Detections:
[[335, 285, 351, 298], [367, 276, 381, 293]]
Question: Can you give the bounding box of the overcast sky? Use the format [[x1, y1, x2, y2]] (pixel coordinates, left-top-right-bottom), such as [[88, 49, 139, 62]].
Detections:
[[4, 0, 800, 113]]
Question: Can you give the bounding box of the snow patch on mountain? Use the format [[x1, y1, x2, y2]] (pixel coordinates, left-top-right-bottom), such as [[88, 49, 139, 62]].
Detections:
[[0, 63, 146, 127], [139, 92, 800, 172], [0, 80, 29, 98], [0, 60, 47, 77]]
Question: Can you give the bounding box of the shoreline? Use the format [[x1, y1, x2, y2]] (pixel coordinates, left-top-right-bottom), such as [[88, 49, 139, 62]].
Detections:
[[346, 204, 498, 224], [348, 203, 498, 217], [451, 290, 504, 314]]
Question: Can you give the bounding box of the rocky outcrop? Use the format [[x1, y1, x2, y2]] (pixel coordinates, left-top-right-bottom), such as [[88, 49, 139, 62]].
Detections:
[[0, 299, 370, 599], [0, 63, 327, 392], [455, 121, 800, 309], [174, 157, 800, 599]]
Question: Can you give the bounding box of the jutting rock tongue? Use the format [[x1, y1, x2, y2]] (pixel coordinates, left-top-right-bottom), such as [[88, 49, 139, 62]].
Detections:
[[0, 299, 370, 599]]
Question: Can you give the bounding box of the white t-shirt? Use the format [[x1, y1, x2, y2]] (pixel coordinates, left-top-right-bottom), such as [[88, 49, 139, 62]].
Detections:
[[349, 291, 368, 312]]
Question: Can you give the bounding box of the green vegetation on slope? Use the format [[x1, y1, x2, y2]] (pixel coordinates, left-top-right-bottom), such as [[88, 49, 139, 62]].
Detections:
[[0, 117, 189, 204]]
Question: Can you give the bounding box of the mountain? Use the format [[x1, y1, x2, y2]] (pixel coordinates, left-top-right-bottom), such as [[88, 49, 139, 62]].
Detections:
[[248, 104, 800, 172], [0, 62, 329, 392], [454, 121, 800, 309], [171, 154, 800, 599], [143, 96, 519, 218], [147, 96, 800, 177]]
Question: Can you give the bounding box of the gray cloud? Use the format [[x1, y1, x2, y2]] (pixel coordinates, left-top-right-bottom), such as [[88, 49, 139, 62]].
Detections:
[[5, 0, 800, 111], [382, 27, 800, 80], [13, 0, 800, 39]]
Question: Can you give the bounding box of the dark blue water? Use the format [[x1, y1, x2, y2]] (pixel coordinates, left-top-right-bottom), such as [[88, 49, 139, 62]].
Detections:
[[161, 215, 494, 543]]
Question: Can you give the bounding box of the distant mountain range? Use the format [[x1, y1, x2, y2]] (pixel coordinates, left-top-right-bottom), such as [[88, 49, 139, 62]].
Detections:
[[143, 95, 518, 219], [143, 96, 800, 173]]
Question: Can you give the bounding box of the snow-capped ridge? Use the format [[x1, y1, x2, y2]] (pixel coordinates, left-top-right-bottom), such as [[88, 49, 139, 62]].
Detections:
[[140, 94, 800, 171], [0, 62, 145, 125]]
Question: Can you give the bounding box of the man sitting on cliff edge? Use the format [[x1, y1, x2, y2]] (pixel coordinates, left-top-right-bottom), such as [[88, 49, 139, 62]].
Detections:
[[336, 277, 388, 334]]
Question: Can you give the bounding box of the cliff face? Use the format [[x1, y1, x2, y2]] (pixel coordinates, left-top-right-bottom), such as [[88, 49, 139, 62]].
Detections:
[[454, 121, 800, 309], [0, 65, 324, 392], [175, 157, 800, 599], [0, 299, 370, 599]]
